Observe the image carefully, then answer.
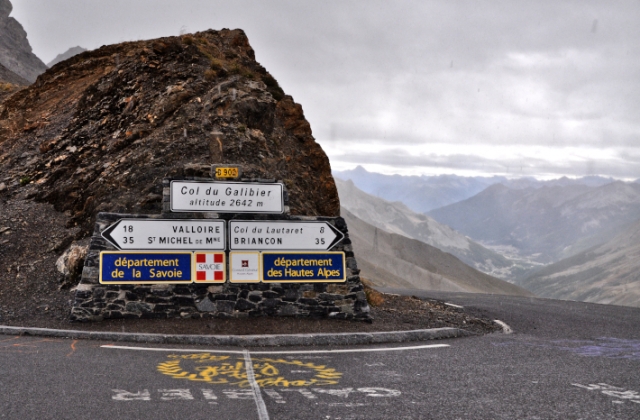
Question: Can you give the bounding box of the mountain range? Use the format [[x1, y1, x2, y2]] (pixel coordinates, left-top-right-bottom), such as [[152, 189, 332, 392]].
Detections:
[[334, 165, 615, 213], [519, 218, 640, 307], [428, 181, 640, 265], [336, 178, 538, 279], [47, 46, 87, 68], [342, 208, 532, 296]]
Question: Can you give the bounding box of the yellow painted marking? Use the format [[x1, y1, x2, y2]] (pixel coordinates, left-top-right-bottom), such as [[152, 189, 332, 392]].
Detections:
[[157, 353, 343, 388]]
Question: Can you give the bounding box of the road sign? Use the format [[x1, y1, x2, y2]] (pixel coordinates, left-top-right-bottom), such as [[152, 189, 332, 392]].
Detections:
[[229, 251, 261, 283], [102, 219, 225, 250], [100, 251, 193, 284], [229, 220, 344, 250], [170, 181, 284, 213], [261, 252, 346, 283], [194, 252, 226, 283]]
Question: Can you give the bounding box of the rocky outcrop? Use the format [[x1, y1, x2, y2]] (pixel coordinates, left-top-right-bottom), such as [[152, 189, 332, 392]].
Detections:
[[0, 0, 47, 82], [0, 29, 340, 238], [0, 61, 28, 85], [0, 61, 27, 103], [47, 46, 87, 68]]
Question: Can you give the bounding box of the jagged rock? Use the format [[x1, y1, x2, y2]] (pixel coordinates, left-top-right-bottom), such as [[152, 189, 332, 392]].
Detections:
[[47, 46, 87, 68], [0, 0, 47, 82], [0, 29, 339, 238], [55, 243, 88, 288]]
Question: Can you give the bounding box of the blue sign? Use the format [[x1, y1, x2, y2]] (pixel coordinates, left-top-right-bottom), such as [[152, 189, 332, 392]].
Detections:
[[100, 252, 193, 284], [262, 252, 346, 283]]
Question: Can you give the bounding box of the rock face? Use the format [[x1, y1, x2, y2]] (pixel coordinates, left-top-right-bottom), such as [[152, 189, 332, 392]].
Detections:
[[0, 0, 47, 82], [0, 61, 28, 103], [47, 46, 87, 68], [0, 29, 340, 238], [0, 61, 28, 85]]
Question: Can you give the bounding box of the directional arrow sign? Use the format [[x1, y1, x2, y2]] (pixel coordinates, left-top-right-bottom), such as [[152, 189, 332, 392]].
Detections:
[[102, 219, 226, 250], [229, 220, 344, 251]]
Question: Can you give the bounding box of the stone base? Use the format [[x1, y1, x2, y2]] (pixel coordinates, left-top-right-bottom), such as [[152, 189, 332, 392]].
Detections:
[[70, 211, 371, 322]]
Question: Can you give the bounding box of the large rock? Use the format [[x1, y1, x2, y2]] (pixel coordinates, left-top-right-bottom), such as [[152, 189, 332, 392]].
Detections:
[[0, 0, 47, 82], [0, 29, 340, 237]]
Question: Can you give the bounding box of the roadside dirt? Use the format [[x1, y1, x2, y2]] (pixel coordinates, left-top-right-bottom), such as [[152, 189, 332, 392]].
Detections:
[[0, 198, 500, 336]]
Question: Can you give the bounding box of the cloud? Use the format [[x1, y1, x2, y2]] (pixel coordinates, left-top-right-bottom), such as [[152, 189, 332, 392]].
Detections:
[[325, 144, 640, 179], [11, 0, 640, 178]]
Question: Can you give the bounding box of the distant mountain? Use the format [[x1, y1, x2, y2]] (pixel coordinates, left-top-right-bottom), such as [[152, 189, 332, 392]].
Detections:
[[0, 61, 28, 85], [0, 61, 26, 102], [334, 165, 615, 213], [342, 208, 533, 296], [519, 218, 640, 308], [334, 166, 507, 212], [47, 46, 87, 68], [336, 178, 538, 279], [428, 181, 640, 265], [0, 0, 47, 82]]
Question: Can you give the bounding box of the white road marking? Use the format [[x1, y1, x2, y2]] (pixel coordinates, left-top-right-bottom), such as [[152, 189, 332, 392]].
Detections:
[[444, 302, 464, 309], [263, 389, 286, 404], [101, 343, 449, 354], [494, 319, 513, 334], [243, 350, 270, 420]]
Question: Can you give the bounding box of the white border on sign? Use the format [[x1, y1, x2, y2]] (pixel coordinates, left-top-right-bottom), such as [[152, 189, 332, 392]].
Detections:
[[261, 251, 347, 283], [193, 251, 227, 284], [229, 251, 262, 283], [228, 220, 345, 251], [99, 251, 194, 285], [101, 218, 226, 250], [170, 180, 284, 214]]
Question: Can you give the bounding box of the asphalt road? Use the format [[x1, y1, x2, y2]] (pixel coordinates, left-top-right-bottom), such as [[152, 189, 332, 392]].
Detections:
[[1, 292, 640, 419]]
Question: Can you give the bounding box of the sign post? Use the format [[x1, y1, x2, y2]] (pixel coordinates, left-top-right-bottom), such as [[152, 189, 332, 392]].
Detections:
[[170, 181, 284, 213], [99, 251, 193, 284], [261, 252, 346, 283], [229, 220, 344, 251], [101, 219, 225, 250]]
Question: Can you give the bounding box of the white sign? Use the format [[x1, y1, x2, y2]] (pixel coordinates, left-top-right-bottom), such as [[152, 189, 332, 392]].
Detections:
[[229, 251, 261, 283], [171, 181, 284, 213], [229, 220, 344, 250], [102, 219, 226, 250]]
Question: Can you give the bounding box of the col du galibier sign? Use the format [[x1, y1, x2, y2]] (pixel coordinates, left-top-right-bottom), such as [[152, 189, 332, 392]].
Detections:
[[170, 180, 284, 213]]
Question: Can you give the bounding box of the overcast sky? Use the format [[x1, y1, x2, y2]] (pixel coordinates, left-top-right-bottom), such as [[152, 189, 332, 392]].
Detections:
[[11, 0, 640, 179]]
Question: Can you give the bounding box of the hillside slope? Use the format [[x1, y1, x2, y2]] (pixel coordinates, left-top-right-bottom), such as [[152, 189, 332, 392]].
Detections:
[[0, 61, 27, 102], [342, 208, 533, 296], [428, 182, 640, 264], [47, 46, 87, 68], [337, 178, 536, 279], [519, 218, 640, 308]]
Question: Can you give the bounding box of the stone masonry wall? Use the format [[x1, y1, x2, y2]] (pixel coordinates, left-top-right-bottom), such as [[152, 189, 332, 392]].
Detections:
[[70, 178, 370, 322]]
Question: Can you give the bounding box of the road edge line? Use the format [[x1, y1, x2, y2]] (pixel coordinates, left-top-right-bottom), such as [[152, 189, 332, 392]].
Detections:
[[0, 325, 473, 346]]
